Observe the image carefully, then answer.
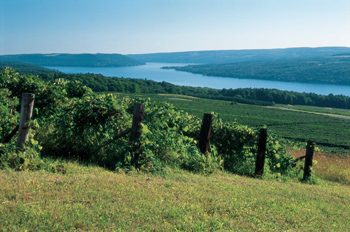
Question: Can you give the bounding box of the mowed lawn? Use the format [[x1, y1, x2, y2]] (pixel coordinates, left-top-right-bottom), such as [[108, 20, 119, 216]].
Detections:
[[1, 162, 349, 231]]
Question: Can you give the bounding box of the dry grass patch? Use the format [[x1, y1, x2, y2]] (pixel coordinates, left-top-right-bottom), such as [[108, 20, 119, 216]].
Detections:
[[290, 149, 350, 185], [167, 98, 193, 101], [158, 93, 198, 99]]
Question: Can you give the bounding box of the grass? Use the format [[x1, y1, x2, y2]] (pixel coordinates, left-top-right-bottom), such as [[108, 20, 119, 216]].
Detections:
[[274, 104, 350, 118], [1, 162, 350, 231]]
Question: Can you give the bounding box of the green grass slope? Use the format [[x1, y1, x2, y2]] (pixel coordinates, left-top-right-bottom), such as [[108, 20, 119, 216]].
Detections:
[[1, 163, 349, 231]]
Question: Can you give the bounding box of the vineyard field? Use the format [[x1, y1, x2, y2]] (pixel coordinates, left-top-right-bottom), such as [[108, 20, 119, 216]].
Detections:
[[115, 93, 350, 154]]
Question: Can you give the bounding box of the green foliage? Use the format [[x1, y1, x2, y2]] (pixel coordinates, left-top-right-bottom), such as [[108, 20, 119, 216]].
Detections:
[[39, 93, 129, 164], [0, 67, 300, 177], [209, 117, 296, 176], [0, 133, 44, 171], [0, 61, 58, 75], [0, 68, 92, 112], [151, 94, 350, 154], [211, 119, 257, 175], [265, 135, 296, 175], [133, 99, 221, 173], [0, 88, 19, 143], [0, 68, 91, 171], [0, 84, 45, 170]]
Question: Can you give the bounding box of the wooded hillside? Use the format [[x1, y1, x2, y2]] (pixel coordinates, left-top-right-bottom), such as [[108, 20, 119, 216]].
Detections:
[[128, 47, 350, 64], [164, 56, 350, 85], [0, 53, 145, 67]]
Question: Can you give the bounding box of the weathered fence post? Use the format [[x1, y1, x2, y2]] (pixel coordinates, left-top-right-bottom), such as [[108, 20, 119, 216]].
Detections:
[[255, 127, 267, 176], [129, 103, 145, 166], [303, 141, 315, 180], [16, 93, 35, 149], [199, 113, 214, 154]]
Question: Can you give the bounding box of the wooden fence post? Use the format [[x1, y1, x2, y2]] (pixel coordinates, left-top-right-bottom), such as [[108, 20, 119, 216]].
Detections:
[[129, 103, 145, 166], [303, 141, 315, 180], [255, 128, 267, 176], [16, 93, 35, 149], [199, 113, 213, 154]]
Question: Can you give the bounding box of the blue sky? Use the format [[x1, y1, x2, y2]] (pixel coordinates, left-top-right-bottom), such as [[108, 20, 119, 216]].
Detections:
[[1, 0, 349, 55]]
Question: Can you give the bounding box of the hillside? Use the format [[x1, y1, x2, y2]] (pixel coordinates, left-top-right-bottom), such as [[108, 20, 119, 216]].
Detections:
[[1, 163, 349, 231], [128, 46, 350, 64], [0, 61, 58, 75], [164, 56, 350, 85], [0, 53, 145, 67], [1, 66, 350, 231]]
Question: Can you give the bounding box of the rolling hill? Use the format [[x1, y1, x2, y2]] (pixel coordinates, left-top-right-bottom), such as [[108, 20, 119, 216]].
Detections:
[[0, 61, 58, 75], [128, 47, 350, 64], [163, 56, 350, 85], [0, 53, 145, 67]]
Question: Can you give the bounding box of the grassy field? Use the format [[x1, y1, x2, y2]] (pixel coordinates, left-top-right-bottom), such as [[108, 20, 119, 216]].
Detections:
[[1, 159, 350, 231], [271, 104, 350, 118], [115, 93, 350, 155]]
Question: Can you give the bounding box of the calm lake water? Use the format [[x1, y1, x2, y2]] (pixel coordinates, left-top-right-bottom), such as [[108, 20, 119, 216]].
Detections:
[[46, 63, 350, 96]]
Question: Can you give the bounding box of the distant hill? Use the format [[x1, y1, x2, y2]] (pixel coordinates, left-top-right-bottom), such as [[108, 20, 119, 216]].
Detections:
[[333, 53, 350, 57], [128, 47, 350, 64], [0, 61, 58, 75], [164, 56, 350, 85], [0, 53, 145, 67]]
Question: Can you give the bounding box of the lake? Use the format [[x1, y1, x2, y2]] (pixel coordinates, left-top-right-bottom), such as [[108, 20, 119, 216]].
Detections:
[[45, 63, 350, 96]]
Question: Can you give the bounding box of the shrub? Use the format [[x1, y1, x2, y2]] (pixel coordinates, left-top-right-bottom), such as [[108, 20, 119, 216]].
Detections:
[[0, 67, 299, 177]]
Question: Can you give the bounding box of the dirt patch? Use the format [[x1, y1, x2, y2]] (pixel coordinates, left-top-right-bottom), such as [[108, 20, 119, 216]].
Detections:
[[265, 106, 350, 120], [158, 94, 197, 99], [167, 98, 192, 101]]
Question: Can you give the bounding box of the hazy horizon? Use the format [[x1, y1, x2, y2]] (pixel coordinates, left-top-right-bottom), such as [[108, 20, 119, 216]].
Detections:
[[1, 0, 349, 55], [0, 45, 349, 56]]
